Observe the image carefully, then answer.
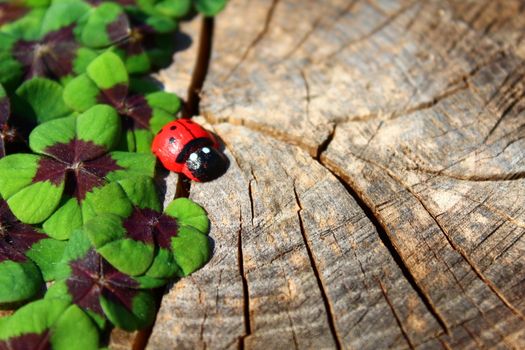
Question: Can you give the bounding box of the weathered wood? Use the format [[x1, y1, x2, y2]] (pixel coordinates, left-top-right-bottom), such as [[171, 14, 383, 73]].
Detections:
[[147, 0, 525, 349], [149, 121, 442, 349]]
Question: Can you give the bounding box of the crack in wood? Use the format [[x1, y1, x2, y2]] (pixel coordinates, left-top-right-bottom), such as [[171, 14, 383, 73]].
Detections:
[[472, 220, 506, 253], [493, 229, 525, 262], [484, 88, 525, 143], [317, 162, 451, 335], [204, 113, 525, 333], [204, 112, 325, 156], [436, 187, 525, 230], [292, 184, 342, 349], [248, 167, 257, 226], [348, 151, 525, 322], [330, 82, 470, 125], [202, 116, 525, 341], [200, 312, 208, 350], [377, 279, 416, 349], [409, 166, 525, 182], [222, 0, 280, 82], [142, 1, 525, 347], [237, 210, 251, 350], [320, 0, 421, 62], [283, 270, 300, 350], [281, 0, 358, 61], [420, 227, 515, 348], [316, 123, 336, 160]]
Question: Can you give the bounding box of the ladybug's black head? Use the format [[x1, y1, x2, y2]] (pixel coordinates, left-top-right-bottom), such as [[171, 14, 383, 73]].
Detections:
[[185, 146, 228, 182]]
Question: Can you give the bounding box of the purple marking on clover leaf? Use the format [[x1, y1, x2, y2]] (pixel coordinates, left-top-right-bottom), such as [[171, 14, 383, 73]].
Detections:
[[86, 196, 210, 279], [0, 199, 44, 263], [0, 92, 9, 158], [0, 93, 8, 127], [97, 83, 127, 109], [0, 3, 29, 26], [107, 13, 131, 44], [12, 25, 78, 80], [32, 139, 123, 202], [0, 331, 51, 350], [0, 299, 100, 349], [122, 207, 178, 247], [98, 86, 153, 130], [117, 22, 156, 56], [66, 249, 139, 316]]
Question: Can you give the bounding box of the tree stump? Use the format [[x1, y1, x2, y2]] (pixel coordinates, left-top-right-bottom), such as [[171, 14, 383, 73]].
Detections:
[[144, 0, 525, 348]]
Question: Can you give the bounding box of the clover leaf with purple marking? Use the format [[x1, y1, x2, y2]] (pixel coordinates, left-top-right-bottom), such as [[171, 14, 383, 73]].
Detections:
[[0, 28, 97, 88], [41, 0, 130, 48], [80, 176, 211, 284], [1, 78, 75, 158], [0, 198, 44, 305], [0, 2, 30, 27], [111, 15, 177, 74], [0, 104, 156, 240], [0, 1, 49, 36], [0, 198, 66, 305], [0, 83, 12, 158], [64, 51, 180, 152], [46, 229, 156, 331], [0, 0, 130, 87], [0, 299, 100, 350]]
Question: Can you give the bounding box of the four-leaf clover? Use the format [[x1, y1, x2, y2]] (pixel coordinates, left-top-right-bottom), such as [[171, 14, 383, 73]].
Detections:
[[64, 51, 180, 152], [0, 104, 155, 238]]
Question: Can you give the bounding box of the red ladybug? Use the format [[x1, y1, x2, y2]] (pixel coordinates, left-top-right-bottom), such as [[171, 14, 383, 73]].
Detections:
[[152, 119, 227, 182]]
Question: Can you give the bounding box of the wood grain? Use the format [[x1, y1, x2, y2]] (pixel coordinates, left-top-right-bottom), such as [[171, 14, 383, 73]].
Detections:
[[147, 0, 525, 349]]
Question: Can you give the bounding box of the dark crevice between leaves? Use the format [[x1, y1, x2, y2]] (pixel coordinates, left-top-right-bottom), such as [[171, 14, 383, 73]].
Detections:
[[130, 289, 163, 350], [293, 185, 342, 349], [133, 15, 216, 350]]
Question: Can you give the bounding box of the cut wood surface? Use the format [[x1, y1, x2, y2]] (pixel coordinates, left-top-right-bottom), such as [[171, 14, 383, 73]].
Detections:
[[146, 0, 525, 349]]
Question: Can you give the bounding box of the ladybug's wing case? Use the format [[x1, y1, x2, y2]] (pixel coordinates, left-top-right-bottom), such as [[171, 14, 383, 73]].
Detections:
[[151, 119, 219, 174], [177, 119, 216, 143], [152, 121, 193, 173]]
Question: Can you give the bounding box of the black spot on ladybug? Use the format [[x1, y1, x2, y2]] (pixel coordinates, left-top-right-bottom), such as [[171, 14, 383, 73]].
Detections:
[[170, 125, 177, 130], [169, 137, 175, 143]]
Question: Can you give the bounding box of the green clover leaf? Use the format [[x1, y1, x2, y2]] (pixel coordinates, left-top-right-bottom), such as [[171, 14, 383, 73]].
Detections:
[[0, 104, 155, 239], [64, 51, 180, 152], [0, 198, 66, 305], [0, 299, 100, 350], [46, 229, 156, 331], [194, 0, 227, 16], [82, 177, 211, 280], [12, 78, 74, 126], [0, 82, 11, 157]]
